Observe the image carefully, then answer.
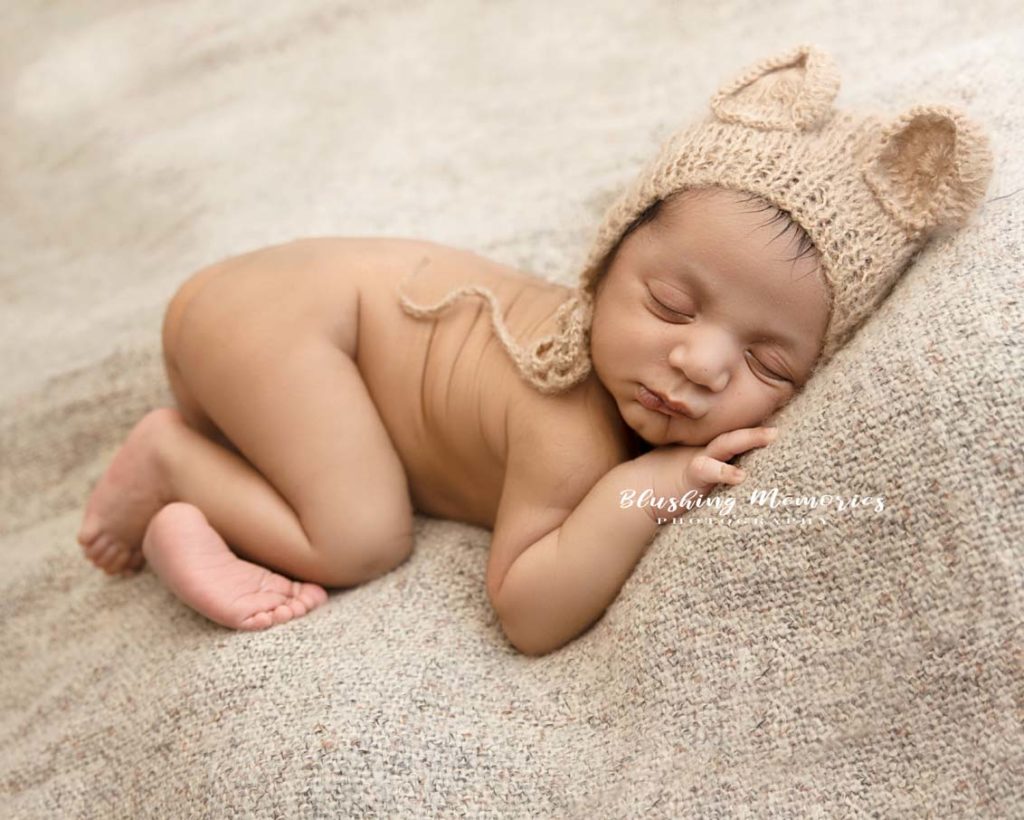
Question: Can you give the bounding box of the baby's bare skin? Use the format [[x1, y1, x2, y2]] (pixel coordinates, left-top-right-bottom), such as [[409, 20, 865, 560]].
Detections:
[[354, 237, 609, 525], [78, 237, 636, 629], [79, 188, 830, 642]]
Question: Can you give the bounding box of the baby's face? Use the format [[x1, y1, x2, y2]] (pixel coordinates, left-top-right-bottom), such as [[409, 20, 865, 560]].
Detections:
[[589, 187, 830, 448]]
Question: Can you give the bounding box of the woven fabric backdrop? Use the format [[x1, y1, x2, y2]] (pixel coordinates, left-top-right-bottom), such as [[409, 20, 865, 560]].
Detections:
[[2, 1, 1021, 816]]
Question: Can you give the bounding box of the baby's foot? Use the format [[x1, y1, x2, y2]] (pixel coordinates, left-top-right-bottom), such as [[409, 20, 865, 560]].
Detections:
[[142, 501, 328, 631], [77, 407, 181, 577]]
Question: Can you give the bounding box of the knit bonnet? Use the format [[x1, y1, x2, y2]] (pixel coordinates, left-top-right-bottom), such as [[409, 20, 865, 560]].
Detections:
[[397, 44, 994, 394]]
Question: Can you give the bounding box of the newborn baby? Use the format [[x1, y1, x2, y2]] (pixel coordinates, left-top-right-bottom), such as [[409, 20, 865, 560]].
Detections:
[[76, 45, 991, 655]]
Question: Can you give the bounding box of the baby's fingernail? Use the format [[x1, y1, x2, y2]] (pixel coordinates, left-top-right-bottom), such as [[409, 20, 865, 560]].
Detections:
[[765, 428, 778, 440]]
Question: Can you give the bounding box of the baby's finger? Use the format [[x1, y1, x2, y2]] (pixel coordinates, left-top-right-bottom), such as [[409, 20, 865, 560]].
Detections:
[[705, 427, 778, 462], [690, 454, 747, 486]]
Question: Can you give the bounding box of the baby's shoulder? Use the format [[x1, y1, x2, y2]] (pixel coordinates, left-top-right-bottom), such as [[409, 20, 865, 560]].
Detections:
[[505, 376, 633, 512]]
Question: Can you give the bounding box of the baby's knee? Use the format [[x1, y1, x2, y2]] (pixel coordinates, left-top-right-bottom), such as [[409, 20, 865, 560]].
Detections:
[[310, 523, 414, 588], [359, 529, 414, 580]]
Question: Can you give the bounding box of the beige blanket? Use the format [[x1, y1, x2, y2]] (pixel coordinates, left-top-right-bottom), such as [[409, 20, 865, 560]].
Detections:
[[2, 1, 1021, 816]]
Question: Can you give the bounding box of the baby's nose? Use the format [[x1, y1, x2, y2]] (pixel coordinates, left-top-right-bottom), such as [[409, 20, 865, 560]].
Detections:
[[667, 335, 734, 392], [670, 351, 730, 392]]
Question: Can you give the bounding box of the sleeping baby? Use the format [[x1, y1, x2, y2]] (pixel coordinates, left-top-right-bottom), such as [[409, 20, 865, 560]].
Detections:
[[77, 45, 992, 655]]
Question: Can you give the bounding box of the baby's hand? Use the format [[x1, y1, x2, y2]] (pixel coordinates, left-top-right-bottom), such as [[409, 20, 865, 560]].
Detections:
[[627, 427, 779, 522]]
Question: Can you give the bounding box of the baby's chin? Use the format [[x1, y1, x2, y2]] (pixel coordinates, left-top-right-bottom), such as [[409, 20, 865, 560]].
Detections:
[[629, 409, 775, 448], [627, 414, 713, 449]]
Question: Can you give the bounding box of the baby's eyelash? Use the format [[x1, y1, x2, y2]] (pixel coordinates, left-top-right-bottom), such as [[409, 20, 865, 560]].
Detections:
[[647, 291, 792, 383], [649, 294, 691, 318], [746, 352, 790, 382]]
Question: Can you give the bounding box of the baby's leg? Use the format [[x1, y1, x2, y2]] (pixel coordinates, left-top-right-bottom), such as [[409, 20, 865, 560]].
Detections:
[[79, 281, 414, 629], [82, 408, 331, 630], [159, 329, 415, 588]]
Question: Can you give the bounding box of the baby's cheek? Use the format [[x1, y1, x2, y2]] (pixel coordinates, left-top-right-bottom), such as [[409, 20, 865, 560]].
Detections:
[[758, 388, 796, 425], [729, 379, 771, 417]]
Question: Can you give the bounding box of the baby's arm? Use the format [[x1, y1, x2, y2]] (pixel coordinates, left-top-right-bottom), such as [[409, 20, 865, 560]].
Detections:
[[493, 426, 777, 656]]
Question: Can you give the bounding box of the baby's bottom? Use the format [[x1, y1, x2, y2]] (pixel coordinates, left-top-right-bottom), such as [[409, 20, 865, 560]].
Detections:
[[162, 332, 415, 589], [79, 275, 415, 629]]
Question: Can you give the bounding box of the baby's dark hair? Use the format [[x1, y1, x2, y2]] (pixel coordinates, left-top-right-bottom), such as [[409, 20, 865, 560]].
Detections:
[[617, 188, 818, 266]]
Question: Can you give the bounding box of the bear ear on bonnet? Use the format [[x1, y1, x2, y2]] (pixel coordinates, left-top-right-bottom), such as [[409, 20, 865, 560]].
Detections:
[[861, 105, 994, 237], [709, 43, 841, 132], [708, 43, 994, 238]]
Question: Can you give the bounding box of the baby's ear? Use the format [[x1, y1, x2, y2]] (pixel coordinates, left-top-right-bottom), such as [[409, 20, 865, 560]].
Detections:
[[862, 105, 994, 235], [709, 43, 840, 132]]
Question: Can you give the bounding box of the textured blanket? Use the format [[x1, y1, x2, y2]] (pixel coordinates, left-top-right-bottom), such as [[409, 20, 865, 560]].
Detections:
[[2, 1, 1021, 816]]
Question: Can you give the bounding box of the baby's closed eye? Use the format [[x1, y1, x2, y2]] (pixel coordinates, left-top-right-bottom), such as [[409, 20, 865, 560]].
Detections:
[[646, 287, 694, 320], [646, 291, 793, 383]]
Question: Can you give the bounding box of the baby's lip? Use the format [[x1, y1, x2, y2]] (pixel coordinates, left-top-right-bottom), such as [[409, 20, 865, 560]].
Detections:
[[640, 384, 699, 419], [656, 391, 698, 418]]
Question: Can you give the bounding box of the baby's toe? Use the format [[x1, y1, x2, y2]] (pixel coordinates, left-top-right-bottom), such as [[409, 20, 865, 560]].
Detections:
[[272, 603, 295, 624], [240, 611, 273, 631], [283, 598, 308, 619], [300, 583, 328, 610], [124, 551, 146, 573], [89, 535, 115, 565], [98, 540, 124, 570], [78, 514, 101, 547], [83, 533, 108, 559], [108, 546, 134, 574]]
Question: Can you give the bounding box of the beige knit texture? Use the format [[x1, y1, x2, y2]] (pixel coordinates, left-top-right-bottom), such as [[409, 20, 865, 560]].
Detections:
[[2, 2, 1021, 817]]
